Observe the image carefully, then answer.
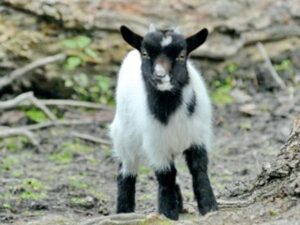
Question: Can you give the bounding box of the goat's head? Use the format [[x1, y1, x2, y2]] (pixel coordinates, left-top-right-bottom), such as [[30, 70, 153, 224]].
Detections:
[[120, 25, 208, 91]]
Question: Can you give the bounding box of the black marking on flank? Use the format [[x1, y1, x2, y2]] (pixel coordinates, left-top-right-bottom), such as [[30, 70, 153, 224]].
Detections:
[[187, 91, 196, 116]]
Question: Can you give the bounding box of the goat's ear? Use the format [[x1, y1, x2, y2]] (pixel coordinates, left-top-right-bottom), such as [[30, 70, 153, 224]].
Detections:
[[186, 28, 208, 54], [120, 25, 143, 50]]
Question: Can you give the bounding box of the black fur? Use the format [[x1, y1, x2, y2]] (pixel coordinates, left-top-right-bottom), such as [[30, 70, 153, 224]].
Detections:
[[184, 145, 218, 215], [155, 164, 183, 220], [118, 25, 214, 219], [141, 31, 189, 125], [144, 86, 182, 125], [120, 26, 208, 125], [187, 91, 196, 116], [120, 25, 143, 50], [116, 164, 137, 213], [186, 28, 208, 54]]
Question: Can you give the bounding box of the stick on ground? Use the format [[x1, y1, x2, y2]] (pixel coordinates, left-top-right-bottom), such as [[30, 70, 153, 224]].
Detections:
[[0, 92, 57, 120], [256, 42, 286, 89]]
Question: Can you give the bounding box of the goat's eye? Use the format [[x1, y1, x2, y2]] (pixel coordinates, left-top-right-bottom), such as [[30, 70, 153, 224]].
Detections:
[[141, 50, 149, 58], [176, 52, 185, 61]]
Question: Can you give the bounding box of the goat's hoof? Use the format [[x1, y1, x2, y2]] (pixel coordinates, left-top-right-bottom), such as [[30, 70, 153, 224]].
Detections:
[[160, 210, 179, 220], [198, 199, 218, 215]]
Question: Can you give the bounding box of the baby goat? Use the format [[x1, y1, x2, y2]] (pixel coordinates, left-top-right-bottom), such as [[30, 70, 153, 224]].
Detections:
[[110, 25, 217, 220]]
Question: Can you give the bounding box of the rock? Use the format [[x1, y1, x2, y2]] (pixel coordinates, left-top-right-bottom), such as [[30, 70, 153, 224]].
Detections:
[[230, 89, 252, 103], [239, 103, 259, 116]]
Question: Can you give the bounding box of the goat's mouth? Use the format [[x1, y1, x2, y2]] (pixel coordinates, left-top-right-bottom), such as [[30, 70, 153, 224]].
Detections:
[[153, 75, 174, 91]]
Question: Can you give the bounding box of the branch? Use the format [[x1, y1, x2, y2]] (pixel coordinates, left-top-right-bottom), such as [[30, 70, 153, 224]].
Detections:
[[0, 53, 66, 90], [0, 127, 40, 150], [0, 92, 57, 120], [35, 99, 112, 111], [71, 132, 111, 146], [217, 198, 255, 209], [19, 119, 112, 131], [256, 42, 286, 89]]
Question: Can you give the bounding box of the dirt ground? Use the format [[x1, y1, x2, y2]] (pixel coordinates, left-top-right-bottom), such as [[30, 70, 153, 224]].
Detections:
[[1, 87, 299, 225]]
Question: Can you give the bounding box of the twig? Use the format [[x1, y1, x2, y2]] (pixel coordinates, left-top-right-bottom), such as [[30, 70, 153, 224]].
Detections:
[[0, 92, 57, 120], [217, 198, 255, 208], [34, 99, 112, 111], [256, 42, 286, 89], [19, 119, 112, 131], [0, 127, 40, 149], [71, 132, 111, 145], [0, 53, 66, 90]]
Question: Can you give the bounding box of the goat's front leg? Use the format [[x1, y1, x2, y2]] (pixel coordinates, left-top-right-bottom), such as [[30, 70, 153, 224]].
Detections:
[[116, 163, 137, 213], [155, 163, 182, 220], [184, 145, 217, 215]]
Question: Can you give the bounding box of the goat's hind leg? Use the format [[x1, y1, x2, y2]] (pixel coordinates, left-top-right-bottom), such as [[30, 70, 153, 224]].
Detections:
[[116, 162, 137, 213], [184, 145, 217, 215], [155, 163, 182, 220]]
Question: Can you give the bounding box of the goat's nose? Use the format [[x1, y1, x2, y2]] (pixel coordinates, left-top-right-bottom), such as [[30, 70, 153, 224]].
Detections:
[[154, 63, 168, 78]]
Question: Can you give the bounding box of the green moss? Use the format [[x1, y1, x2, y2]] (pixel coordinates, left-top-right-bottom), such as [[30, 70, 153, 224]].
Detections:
[[69, 196, 95, 209], [268, 209, 278, 216], [0, 136, 29, 152], [49, 150, 73, 164], [68, 176, 88, 190], [1, 156, 18, 171], [23, 178, 44, 191], [139, 216, 173, 225], [49, 140, 93, 164], [12, 170, 24, 178], [239, 121, 252, 130], [20, 191, 46, 201]]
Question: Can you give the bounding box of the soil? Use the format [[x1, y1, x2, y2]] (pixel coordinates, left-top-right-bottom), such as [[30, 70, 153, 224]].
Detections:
[[1, 88, 300, 225]]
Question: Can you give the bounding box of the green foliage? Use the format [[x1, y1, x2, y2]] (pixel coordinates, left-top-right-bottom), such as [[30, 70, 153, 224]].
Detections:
[[274, 59, 292, 72], [24, 108, 47, 123], [64, 73, 113, 104], [226, 63, 238, 74], [211, 76, 234, 105], [62, 35, 112, 103], [63, 35, 91, 49], [3, 203, 11, 209], [64, 56, 81, 70], [63, 35, 99, 71]]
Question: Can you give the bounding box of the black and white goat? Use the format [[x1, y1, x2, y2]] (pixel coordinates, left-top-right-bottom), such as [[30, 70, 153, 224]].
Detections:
[[110, 25, 217, 220]]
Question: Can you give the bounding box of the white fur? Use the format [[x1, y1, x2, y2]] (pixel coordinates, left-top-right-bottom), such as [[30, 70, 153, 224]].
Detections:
[[154, 64, 167, 77], [110, 50, 213, 175], [161, 36, 172, 46]]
